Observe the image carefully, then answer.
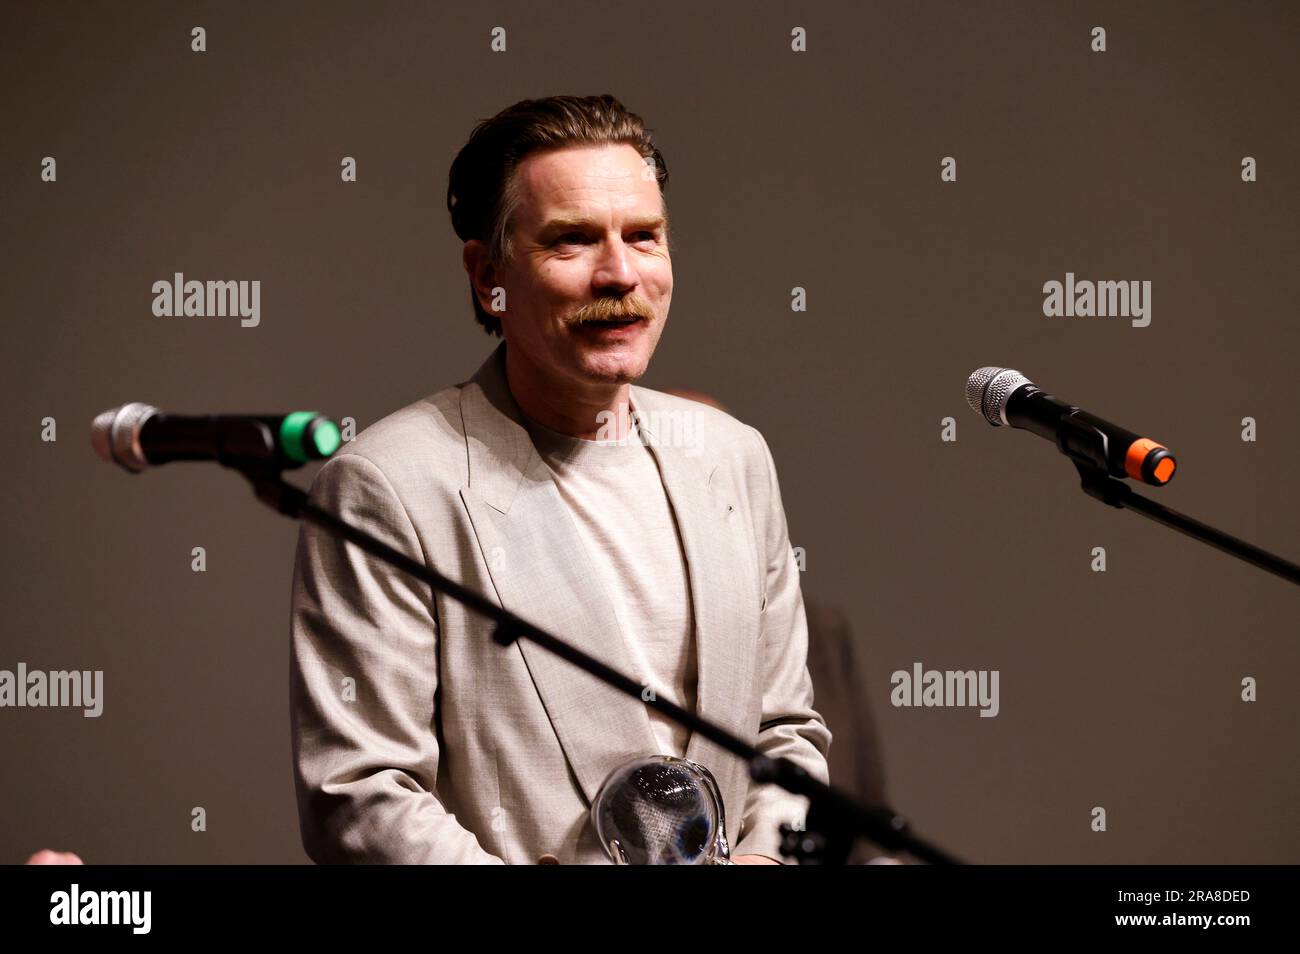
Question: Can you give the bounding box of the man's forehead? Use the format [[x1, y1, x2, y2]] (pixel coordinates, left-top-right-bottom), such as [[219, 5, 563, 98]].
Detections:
[[514, 144, 660, 221]]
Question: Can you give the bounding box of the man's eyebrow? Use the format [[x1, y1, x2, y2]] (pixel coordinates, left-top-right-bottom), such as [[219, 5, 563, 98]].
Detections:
[[538, 215, 667, 236]]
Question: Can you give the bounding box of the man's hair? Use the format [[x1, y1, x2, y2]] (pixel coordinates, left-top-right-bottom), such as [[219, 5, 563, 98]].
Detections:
[[446, 94, 671, 337]]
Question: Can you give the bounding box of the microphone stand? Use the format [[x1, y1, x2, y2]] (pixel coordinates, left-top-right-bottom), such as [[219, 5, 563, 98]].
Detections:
[[1070, 461, 1300, 586], [232, 458, 961, 865]]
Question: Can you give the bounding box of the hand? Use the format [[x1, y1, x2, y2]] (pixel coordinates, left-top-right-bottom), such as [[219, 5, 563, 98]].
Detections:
[[25, 849, 84, 865], [731, 853, 781, 865]]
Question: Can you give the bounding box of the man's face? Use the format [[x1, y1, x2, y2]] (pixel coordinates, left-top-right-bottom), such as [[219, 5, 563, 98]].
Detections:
[[484, 143, 673, 392]]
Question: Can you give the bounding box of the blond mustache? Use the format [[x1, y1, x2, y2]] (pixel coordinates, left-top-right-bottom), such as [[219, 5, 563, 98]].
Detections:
[[565, 297, 655, 326]]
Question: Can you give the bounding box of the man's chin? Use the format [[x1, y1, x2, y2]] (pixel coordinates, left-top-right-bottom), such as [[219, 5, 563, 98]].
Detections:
[[574, 352, 649, 385]]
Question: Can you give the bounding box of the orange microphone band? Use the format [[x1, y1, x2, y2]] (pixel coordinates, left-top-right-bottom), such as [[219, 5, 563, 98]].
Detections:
[[1125, 438, 1177, 485]]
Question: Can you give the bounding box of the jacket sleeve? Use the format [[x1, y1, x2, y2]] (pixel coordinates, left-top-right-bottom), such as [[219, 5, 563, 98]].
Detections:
[[732, 426, 833, 862], [289, 452, 504, 864]]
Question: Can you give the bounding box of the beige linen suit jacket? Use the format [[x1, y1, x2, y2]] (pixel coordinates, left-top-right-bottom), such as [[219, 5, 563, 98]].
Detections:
[[289, 341, 831, 864]]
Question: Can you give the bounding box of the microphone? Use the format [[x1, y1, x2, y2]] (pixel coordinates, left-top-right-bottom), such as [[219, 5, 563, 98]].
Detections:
[[965, 367, 1177, 486], [91, 403, 342, 473]]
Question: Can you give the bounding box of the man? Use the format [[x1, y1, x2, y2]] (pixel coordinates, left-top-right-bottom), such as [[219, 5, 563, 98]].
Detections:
[[289, 94, 831, 864]]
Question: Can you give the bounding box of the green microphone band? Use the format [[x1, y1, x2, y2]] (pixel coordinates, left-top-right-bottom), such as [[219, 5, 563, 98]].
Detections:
[[280, 411, 342, 463]]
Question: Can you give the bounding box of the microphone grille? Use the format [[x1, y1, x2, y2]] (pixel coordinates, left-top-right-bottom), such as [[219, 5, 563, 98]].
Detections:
[[91, 403, 158, 471], [965, 367, 1030, 426]]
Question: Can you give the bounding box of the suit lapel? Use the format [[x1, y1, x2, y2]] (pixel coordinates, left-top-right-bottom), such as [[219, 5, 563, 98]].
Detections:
[[631, 387, 762, 830], [457, 344, 658, 805]]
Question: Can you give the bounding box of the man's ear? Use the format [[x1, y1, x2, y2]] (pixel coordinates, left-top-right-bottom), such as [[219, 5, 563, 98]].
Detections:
[[462, 239, 501, 315]]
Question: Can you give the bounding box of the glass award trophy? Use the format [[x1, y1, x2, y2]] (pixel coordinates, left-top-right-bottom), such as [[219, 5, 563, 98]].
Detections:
[[591, 755, 733, 865]]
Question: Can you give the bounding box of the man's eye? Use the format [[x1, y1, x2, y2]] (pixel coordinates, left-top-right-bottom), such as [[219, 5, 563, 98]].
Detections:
[[554, 233, 588, 246]]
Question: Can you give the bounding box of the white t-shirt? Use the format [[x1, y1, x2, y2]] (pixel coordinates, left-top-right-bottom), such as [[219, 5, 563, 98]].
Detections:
[[521, 409, 698, 758]]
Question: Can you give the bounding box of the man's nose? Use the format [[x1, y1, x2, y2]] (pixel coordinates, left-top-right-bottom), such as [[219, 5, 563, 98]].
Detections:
[[591, 238, 639, 293]]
